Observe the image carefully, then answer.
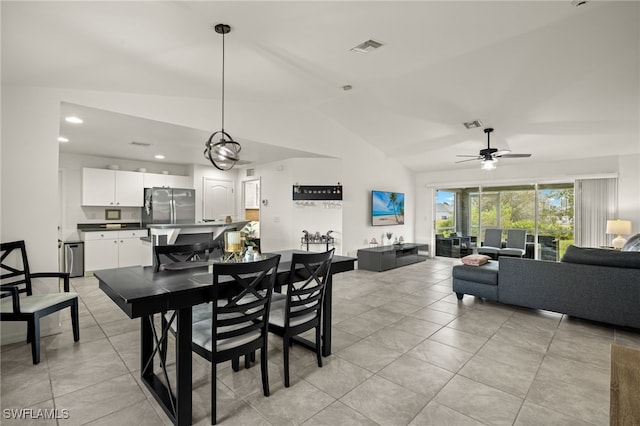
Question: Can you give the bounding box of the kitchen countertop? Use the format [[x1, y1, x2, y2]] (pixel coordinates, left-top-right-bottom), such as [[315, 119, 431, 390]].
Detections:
[[78, 222, 147, 232], [146, 221, 248, 230]]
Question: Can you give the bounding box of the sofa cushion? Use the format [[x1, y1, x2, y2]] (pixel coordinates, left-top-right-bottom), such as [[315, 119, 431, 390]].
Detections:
[[452, 260, 499, 285], [561, 245, 640, 269]]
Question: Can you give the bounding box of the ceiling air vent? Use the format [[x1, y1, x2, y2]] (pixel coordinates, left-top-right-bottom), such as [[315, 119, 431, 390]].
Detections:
[[130, 141, 151, 147], [246, 168, 255, 177], [350, 39, 383, 55], [463, 120, 483, 129]]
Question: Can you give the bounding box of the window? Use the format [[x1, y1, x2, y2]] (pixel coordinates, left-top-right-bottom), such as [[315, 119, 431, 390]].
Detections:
[[435, 190, 455, 237]]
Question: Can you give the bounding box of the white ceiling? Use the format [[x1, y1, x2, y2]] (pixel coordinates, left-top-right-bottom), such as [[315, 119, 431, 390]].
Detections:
[[3, 1, 639, 172]]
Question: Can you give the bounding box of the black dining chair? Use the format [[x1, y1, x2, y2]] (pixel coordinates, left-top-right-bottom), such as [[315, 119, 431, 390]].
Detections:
[[190, 255, 280, 425], [268, 249, 334, 387], [0, 240, 79, 364], [153, 241, 220, 272]]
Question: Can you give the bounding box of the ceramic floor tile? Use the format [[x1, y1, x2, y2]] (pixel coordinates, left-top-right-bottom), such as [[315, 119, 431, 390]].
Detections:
[[409, 401, 485, 426], [0, 399, 58, 426], [434, 375, 523, 425], [363, 326, 426, 353], [428, 326, 489, 353], [83, 399, 165, 426], [514, 401, 592, 426], [547, 332, 612, 369], [299, 355, 373, 398], [341, 375, 430, 425], [409, 307, 459, 325], [334, 315, 388, 338], [458, 353, 537, 398], [407, 339, 473, 373], [303, 401, 379, 426], [477, 336, 544, 374], [378, 354, 454, 398], [336, 339, 403, 372], [389, 316, 443, 338]]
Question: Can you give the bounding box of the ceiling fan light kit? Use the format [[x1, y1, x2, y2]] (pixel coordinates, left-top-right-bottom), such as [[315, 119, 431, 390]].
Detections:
[[204, 23, 242, 171], [455, 127, 531, 170]]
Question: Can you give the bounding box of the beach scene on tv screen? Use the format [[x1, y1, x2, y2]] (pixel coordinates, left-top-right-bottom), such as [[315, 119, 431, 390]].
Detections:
[[372, 191, 405, 225]]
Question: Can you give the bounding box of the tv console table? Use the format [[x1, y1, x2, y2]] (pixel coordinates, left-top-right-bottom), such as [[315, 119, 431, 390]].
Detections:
[[357, 243, 429, 272]]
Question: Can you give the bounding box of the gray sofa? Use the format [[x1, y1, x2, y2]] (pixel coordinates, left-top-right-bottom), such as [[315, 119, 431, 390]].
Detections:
[[453, 245, 640, 329]]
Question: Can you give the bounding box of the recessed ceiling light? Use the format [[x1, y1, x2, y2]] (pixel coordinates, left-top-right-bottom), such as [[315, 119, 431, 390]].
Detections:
[[65, 116, 83, 124], [350, 39, 383, 55], [463, 120, 483, 129], [155, 154, 165, 159], [58, 136, 69, 143]]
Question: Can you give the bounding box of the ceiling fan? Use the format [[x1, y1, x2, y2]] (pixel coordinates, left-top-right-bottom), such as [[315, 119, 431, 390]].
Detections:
[[455, 128, 531, 170]]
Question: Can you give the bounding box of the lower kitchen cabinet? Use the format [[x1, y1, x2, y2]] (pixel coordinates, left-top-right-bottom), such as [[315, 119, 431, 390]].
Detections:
[[83, 229, 148, 271]]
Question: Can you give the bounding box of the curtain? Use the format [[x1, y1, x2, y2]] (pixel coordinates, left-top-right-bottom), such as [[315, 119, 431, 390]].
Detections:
[[575, 177, 618, 248]]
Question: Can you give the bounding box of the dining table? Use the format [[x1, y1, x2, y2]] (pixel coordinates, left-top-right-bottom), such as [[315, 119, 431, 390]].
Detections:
[[94, 249, 356, 426]]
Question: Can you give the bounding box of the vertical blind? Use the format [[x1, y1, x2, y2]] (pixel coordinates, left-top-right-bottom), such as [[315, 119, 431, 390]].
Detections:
[[575, 177, 618, 248]]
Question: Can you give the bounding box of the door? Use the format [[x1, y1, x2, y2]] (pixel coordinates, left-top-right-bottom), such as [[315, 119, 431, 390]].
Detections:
[[203, 178, 234, 221]]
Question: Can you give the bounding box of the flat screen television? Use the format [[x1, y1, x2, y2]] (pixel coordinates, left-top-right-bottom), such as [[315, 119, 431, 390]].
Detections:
[[371, 190, 405, 226]]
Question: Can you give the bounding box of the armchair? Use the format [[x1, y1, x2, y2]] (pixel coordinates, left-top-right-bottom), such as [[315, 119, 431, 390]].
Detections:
[[1, 240, 79, 364]]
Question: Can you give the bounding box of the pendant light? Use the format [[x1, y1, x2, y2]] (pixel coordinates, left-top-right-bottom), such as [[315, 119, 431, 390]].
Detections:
[[204, 23, 241, 171]]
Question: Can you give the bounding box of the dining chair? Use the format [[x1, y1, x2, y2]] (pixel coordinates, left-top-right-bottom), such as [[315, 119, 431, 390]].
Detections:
[[153, 241, 219, 272], [0, 240, 79, 364], [268, 249, 334, 387], [190, 255, 281, 425], [477, 228, 503, 259], [499, 229, 527, 257]]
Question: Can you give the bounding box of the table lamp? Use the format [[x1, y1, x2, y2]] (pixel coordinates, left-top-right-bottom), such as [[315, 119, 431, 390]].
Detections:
[[224, 231, 244, 261], [606, 219, 632, 250]]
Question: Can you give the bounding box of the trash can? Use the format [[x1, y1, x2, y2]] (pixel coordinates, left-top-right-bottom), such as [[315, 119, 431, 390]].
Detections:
[[64, 242, 84, 278]]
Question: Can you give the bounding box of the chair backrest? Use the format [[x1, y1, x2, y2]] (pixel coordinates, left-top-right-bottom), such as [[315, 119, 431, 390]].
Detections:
[[154, 242, 218, 272], [483, 229, 502, 248], [209, 255, 281, 356], [505, 229, 526, 249], [284, 249, 334, 329], [1, 240, 33, 296]]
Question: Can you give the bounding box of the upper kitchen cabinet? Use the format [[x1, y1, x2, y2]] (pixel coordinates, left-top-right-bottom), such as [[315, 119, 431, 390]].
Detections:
[[143, 173, 189, 189], [82, 168, 143, 207]]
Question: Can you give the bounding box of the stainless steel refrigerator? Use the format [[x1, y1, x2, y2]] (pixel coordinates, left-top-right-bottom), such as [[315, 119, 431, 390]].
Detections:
[[142, 187, 196, 226]]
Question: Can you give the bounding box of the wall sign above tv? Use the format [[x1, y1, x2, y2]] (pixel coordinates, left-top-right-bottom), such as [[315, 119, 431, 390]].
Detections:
[[372, 190, 405, 226], [293, 185, 343, 200]]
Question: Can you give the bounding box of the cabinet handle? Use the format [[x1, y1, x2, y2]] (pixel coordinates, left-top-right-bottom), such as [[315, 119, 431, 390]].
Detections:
[[114, 240, 118, 244], [101, 234, 104, 237]]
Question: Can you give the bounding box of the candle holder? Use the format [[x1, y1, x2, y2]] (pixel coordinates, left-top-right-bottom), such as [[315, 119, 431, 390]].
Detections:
[[223, 231, 244, 262]]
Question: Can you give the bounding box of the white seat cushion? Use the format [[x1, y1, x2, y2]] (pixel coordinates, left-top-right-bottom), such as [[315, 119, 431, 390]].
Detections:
[[191, 318, 261, 352], [0, 293, 78, 314], [268, 305, 317, 328]]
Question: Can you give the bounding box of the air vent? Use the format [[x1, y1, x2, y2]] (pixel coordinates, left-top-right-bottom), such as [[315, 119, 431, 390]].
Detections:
[[246, 168, 255, 177], [463, 120, 483, 129], [350, 39, 383, 55], [130, 141, 151, 147]]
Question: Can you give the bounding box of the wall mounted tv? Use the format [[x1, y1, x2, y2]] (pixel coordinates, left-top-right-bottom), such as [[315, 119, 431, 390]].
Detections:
[[371, 190, 405, 226]]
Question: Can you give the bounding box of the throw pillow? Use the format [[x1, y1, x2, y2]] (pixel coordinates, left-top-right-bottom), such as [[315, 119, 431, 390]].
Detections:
[[461, 254, 491, 266]]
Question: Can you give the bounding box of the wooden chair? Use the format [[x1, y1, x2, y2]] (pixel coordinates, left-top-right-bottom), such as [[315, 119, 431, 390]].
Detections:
[[0, 240, 79, 364], [190, 255, 281, 425], [268, 249, 334, 387], [153, 241, 219, 272]]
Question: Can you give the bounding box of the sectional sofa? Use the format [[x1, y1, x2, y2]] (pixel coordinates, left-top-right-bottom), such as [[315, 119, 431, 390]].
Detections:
[[452, 245, 640, 329]]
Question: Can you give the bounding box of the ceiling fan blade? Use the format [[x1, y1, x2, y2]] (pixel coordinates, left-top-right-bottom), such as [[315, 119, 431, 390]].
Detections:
[[500, 153, 532, 158], [456, 155, 481, 158], [454, 157, 481, 164], [493, 149, 511, 157]]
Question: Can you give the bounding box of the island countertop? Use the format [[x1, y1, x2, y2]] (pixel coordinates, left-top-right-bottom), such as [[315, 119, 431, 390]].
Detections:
[[146, 221, 248, 230]]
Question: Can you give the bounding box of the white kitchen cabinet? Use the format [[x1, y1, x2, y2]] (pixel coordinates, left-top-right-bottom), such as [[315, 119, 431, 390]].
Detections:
[[143, 173, 189, 189], [82, 168, 143, 207], [83, 229, 148, 271]]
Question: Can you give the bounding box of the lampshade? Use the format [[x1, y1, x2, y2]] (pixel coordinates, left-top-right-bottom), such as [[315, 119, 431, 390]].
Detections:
[[606, 219, 632, 250], [481, 158, 497, 170]]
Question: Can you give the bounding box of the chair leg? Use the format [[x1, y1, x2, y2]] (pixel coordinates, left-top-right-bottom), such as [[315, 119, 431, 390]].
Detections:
[[232, 357, 240, 372], [29, 317, 41, 364], [244, 353, 251, 369], [315, 325, 322, 368], [260, 347, 270, 397], [211, 367, 217, 425], [71, 300, 80, 342], [283, 335, 290, 388]]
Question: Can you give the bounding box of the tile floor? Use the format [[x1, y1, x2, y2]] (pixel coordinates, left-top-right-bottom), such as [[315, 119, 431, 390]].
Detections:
[[2, 256, 640, 425]]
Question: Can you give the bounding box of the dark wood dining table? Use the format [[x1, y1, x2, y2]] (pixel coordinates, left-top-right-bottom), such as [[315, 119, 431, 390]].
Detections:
[[94, 250, 355, 426]]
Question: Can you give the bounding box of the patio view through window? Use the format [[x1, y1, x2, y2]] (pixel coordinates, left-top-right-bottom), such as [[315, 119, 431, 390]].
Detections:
[[436, 183, 574, 260]]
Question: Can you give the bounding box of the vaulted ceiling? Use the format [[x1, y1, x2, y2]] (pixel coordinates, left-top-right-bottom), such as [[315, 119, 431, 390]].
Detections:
[[3, 1, 638, 172]]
